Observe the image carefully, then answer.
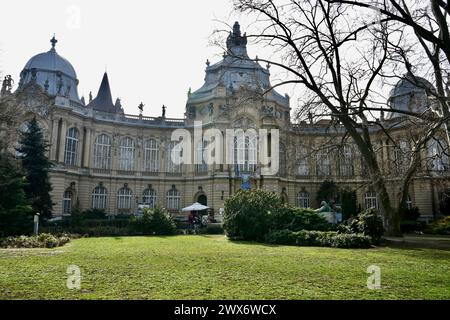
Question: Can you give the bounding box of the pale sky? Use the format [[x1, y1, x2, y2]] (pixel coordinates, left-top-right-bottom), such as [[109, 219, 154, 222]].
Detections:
[[0, 0, 265, 118]]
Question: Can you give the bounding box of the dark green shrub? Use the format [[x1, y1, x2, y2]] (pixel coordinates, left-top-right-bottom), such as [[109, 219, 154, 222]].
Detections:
[[294, 230, 336, 247], [339, 208, 384, 243], [281, 207, 331, 231], [224, 189, 283, 241], [316, 180, 338, 204], [265, 229, 297, 245], [357, 209, 384, 242], [265, 229, 371, 248], [81, 209, 107, 220], [425, 216, 450, 235], [330, 233, 371, 248], [130, 206, 176, 235], [341, 189, 357, 220], [201, 224, 225, 235]]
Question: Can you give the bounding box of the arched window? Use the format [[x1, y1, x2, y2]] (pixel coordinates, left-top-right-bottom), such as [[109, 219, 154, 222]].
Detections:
[[316, 148, 331, 176], [143, 188, 157, 208], [62, 190, 73, 214], [296, 145, 309, 176], [117, 187, 133, 210], [119, 137, 135, 171], [166, 187, 181, 210], [339, 145, 354, 176], [64, 127, 79, 166], [167, 141, 182, 173], [234, 135, 257, 173], [144, 139, 159, 172], [94, 134, 111, 169], [195, 140, 208, 173], [427, 138, 449, 172], [92, 186, 107, 209], [297, 191, 310, 208], [364, 191, 378, 210]]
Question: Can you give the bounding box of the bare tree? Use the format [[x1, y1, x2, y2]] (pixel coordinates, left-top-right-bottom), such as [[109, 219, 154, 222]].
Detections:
[[228, 0, 447, 234], [327, 0, 450, 143]]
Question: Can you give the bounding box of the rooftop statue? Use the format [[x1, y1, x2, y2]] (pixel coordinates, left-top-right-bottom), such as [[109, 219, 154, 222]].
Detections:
[[1, 75, 14, 94]]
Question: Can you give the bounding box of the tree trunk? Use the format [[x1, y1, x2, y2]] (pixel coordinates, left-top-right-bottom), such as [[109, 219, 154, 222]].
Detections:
[[373, 175, 401, 236]]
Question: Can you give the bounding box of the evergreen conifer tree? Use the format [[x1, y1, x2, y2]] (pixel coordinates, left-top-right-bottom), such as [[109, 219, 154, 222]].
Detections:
[[17, 118, 54, 219]]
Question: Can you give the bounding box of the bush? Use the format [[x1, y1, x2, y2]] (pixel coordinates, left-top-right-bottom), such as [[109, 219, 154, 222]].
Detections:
[[295, 230, 336, 247], [357, 209, 385, 242], [224, 189, 284, 241], [0, 233, 71, 248], [199, 224, 225, 235], [130, 206, 176, 235], [271, 206, 331, 232], [425, 216, 450, 235], [265, 229, 298, 245], [264, 229, 371, 248], [329, 233, 372, 248], [339, 208, 384, 243]]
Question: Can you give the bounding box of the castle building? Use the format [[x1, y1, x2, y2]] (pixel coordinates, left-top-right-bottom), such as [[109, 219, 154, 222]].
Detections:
[[2, 23, 450, 220]]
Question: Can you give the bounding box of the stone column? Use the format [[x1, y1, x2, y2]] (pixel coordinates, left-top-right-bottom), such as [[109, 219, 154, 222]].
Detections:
[[58, 120, 67, 163], [83, 127, 91, 168], [50, 119, 59, 161]]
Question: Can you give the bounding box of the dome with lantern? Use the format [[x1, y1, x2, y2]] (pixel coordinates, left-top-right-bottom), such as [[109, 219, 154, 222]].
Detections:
[[17, 35, 83, 106]]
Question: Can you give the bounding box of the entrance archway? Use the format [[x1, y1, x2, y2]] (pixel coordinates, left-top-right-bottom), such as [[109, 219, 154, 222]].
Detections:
[[197, 194, 207, 206]]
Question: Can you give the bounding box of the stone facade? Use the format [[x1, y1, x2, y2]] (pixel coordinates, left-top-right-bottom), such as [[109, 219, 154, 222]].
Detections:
[[2, 23, 450, 220]]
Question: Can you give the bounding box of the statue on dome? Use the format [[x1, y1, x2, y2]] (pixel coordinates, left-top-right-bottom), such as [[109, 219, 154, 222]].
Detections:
[[1, 75, 14, 94], [162, 105, 166, 118]]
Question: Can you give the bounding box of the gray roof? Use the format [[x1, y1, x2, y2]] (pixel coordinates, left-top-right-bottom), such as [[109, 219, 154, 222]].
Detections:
[[88, 72, 123, 114], [386, 72, 435, 119], [18, 36, 82, 105], [187, 22, 289, 108]]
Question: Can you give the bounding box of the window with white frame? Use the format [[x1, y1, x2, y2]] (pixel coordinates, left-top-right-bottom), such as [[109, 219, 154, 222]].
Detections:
[[427, 138, 450, 172], [316, 149, 331, 176], [166, 188, 181, 210], [63, 190, 73, 214], [195, 140, 208, 172], [234, 135, 257, 173], [339, 145, 354, 176], [296, 145, 309, 176], [92, 186, 107, 209], [119, 137, 135, 171], [94, 134, 111, 169], [144, 139, 159, 172], [297, 191, 310, 208], [117, 187, 133, 210], [364, 191, 378, 209], [143, 188, 157, 208], [167, 141, 182, 173], [64, 127, 79, 166]]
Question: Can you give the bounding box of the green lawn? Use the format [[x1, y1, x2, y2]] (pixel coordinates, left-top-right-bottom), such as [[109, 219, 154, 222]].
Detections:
[[1, 235, 449, 299]]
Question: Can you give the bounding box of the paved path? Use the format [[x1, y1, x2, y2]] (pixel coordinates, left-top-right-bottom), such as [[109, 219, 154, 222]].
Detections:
[[385, 235, 450, 249]]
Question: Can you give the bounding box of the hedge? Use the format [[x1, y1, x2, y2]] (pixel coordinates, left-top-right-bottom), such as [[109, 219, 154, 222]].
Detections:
[[265, 229, 372, 248]]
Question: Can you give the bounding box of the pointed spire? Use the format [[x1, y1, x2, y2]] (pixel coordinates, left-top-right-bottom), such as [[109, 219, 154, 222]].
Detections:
[[50, 34, 58, 51], [88, 72, 117, 113]]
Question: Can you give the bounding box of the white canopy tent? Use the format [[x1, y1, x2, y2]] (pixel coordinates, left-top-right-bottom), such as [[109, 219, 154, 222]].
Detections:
[[182, 202, 209, 212]]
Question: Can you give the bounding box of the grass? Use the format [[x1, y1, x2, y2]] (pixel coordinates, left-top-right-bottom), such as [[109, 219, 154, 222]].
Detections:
[[0, 235, 449, 299]]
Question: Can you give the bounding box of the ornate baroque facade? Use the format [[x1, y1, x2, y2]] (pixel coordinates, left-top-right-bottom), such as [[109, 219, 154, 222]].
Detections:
[[2, 23, 450, 220]]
